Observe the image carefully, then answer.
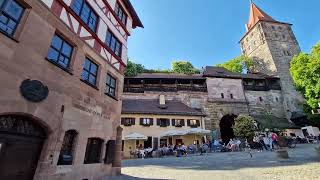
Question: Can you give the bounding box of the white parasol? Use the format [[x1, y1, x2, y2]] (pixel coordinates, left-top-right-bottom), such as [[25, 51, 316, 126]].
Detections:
[[186, 128, 211, 135], [160, 130, 187, 137], [123, 133, 148, 140]]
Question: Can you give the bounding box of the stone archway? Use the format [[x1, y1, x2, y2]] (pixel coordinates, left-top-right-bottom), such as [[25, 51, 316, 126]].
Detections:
[[0, 114, 47, 180], [219, 114, 237, 144]]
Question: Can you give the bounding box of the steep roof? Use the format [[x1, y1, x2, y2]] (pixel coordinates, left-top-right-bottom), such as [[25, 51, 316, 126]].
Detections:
[[246, 3, 278, 31], [122, 99, 206, 116], [203, 66, 242, 79], [122, 0, 143, 28]]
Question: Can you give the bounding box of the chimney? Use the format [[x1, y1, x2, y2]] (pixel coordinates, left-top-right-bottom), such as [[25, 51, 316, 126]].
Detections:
[[159, 95, 165, 105]]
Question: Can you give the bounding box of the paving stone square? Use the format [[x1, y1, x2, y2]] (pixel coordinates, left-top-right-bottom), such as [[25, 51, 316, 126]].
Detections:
[[112, 144, 320, 180]]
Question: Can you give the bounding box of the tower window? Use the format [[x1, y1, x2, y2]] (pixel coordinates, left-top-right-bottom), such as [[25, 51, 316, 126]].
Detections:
[[283, 50, 291, 56], [276, 97, 279, 102], [230, 94, 233, 99], [282, 35, 286, 39], [259, 97, 263, 102], [271, 26, 275, 30], [221, 93, 224, 99]]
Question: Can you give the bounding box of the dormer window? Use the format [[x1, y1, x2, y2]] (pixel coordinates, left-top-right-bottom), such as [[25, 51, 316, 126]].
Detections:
[[115, 2, 127, 26]]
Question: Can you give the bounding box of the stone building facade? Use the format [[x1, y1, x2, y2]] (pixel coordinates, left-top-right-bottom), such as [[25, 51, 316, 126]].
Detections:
[[240, 3, 304, 118], [0, 0, 142, 180]]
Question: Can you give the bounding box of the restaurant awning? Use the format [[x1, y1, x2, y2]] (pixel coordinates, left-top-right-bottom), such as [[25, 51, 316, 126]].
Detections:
[[186, 128, 211, 135], [160, 130, 187, 137], [123, 133, 148, 140]]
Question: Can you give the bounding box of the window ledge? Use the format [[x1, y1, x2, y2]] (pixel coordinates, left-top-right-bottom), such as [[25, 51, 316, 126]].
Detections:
[[45, 58, 73, 75], [80, 79, 99, 90], [0, 31, 19, 43], [105, 93, 118, 101]]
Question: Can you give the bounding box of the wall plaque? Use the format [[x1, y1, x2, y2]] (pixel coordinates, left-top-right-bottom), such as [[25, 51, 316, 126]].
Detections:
[[20, 79, 49, 102]]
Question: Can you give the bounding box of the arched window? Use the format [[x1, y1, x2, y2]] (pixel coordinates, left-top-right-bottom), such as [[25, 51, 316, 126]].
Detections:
[[57, 130, 78, 165], [84, 138, 104, 164]]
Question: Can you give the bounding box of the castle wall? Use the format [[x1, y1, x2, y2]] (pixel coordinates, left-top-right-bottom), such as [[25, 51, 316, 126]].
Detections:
[[244, 90, 285, 118]]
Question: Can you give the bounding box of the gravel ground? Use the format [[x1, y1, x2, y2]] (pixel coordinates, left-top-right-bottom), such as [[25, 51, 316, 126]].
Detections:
[[109, 144, 320, 180]]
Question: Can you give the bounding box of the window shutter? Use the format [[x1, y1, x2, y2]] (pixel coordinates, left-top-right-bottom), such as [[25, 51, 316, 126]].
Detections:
[[157, 119, 160, 126], [187, 119, 191, 126], [131, 118, 135, 125], [140, 118, 143, 125], [171, 119, 175, 126], [150, 118, 154, 125], [196, 120, 200, 127], [121, 118, 124, 125], [104, 140, 116, 164], [181, 120, 185, 126]]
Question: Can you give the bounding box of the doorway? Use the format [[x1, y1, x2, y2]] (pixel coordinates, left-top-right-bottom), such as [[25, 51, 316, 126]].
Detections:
[[0, 115, 46, 180], [219, 114, 237, 144]]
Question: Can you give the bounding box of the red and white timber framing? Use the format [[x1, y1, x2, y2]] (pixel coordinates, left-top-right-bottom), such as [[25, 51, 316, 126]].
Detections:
[[41, 0, 133, 71]]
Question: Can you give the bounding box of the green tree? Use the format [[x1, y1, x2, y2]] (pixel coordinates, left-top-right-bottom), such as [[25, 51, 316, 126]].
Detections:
[[290, 42, 320, 109], [171, 61, 200, 74], [124, 60, 145, 77], [233, 115, 256, 140], [216, 55, 253, 73]]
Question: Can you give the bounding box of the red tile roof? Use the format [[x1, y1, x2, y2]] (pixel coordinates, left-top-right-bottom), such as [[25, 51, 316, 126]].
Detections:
[[246, 3, 277, 31]]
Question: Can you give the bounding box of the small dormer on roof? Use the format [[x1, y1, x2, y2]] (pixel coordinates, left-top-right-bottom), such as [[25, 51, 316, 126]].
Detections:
[[246, 2, 278, 31]]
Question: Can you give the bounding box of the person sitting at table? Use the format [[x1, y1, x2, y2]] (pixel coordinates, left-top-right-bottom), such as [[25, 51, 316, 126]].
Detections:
[[180, 143, 187, 156]]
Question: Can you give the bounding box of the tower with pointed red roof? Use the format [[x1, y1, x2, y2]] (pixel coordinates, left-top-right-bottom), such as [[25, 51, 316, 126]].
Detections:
[[240, 2, 304, 119]]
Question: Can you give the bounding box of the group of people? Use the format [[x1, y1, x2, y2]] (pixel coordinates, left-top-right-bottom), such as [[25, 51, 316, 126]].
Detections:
[[129, 132, 320, 159], [252, 132, 279, 151]]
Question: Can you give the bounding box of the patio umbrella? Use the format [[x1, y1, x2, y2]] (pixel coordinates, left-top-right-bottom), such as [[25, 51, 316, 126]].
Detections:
[[123, 133, 148, 140], [160, 130, 187, 137], [186, 128, 211, 144], [186, 128, 210, 135]]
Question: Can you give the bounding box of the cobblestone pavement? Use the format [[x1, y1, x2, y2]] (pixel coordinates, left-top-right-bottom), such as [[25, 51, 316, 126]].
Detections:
[[108, 144, 320, 180]]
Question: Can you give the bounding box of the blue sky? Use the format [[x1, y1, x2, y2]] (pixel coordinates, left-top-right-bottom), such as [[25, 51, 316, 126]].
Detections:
[[128, 0, 320, 70]]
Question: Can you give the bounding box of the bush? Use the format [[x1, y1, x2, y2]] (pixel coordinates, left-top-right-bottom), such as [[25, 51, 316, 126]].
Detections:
[[233, 115, 256, 140]]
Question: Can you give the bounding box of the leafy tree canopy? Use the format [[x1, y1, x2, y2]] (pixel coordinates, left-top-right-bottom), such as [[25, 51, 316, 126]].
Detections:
[[216, 55, 253, 73], [233, 115, 256, 140], [125, 60, 200, 77], [124, 60, 146, 77], [171, 61, 200, 74], [290, 42, 320, 109]]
